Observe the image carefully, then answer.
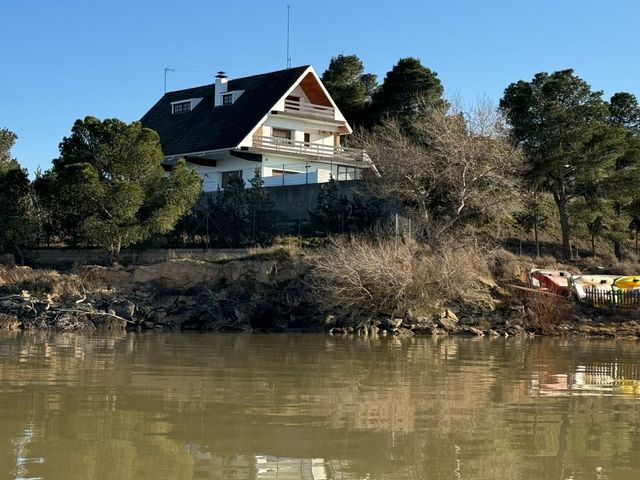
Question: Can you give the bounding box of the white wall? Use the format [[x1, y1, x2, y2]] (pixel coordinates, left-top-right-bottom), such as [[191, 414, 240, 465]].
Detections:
[[261, 153, 359, 180], [186, 157, 262, 193], [184, 149, 360, 193]]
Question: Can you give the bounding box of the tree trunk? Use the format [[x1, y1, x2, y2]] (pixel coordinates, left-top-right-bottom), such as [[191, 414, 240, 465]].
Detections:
[[110, 238, 122, 265], [534, 220, 540, 258], [591, 234, 596, 257], [552, 188, 572, 260], [614, 240, 622, 260], [13, 244, 24, 266], [613, 202, 622, 260]]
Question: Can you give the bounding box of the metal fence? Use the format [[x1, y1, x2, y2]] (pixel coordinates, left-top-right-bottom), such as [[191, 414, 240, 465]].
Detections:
[[583, 288, 640, 309]]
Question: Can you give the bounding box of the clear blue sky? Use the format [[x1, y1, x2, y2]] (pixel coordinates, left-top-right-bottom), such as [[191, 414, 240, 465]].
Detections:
[[2, 0, 639, 174]]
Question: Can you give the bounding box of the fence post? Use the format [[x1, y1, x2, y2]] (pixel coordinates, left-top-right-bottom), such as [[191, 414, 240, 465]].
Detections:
[[395, 214, 399, 248]]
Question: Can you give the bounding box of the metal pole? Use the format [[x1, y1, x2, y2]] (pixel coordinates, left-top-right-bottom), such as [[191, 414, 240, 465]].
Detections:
[[286, 5, 291, 69], [164, 67, 174, 94]]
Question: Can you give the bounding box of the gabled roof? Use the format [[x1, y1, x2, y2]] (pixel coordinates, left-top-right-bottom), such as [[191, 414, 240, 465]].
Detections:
[[140, 65, 310, 157]]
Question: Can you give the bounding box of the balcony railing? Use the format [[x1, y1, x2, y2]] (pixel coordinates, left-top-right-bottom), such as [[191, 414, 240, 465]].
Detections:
[[283, 98, 335, 120], [252, 135, 370, 165]]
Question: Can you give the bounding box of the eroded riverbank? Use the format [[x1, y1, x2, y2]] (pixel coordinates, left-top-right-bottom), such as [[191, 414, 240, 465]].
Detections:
[[2, 255, 640, 338]]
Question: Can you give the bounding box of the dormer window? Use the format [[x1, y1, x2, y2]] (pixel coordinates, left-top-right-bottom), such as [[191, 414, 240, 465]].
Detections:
[[222, 93, 233, 106], [170, 98, 202, 114], [172, 101, 191, 114]]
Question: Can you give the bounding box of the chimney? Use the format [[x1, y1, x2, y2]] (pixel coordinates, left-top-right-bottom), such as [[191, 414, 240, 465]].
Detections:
[[214, 71, 228, 106]]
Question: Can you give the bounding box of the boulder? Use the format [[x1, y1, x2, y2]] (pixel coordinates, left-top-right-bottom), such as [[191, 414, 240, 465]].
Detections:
[[0, 314, 20, 331], [177, 295, 199, 307], [108, 300, 136, 320], [437, 309, 459, 331], [382, 317, 403, 330], [411, 316, 438, 334], [464, 326, 485, 336], [92, 313, 128, 331], [396, 327, 415, 336], [324, 315, 337, 327], [160, 312, 192, 327], [52, 313, 97, 332]]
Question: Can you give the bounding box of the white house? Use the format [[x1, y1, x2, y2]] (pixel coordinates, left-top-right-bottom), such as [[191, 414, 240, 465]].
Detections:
[[141, 65, 375, 192]]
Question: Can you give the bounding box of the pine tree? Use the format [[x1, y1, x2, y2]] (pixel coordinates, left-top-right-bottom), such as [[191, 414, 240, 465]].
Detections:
[[246, 167, 275, 244]]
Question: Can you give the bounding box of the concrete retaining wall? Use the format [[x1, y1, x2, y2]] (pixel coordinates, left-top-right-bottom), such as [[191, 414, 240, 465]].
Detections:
[[206, 180, 366, 222]]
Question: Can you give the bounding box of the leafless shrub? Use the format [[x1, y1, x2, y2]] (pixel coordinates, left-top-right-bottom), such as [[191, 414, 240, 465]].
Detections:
[[515, 289, 574, 334], [354, 97, 523, 242], [307, 237, 494, 316]]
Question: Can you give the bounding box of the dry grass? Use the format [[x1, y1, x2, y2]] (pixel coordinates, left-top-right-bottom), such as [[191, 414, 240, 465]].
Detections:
[[491, 248, 530, 284], [307, 237, 494, 317], [579, 255, 640, 276], [0, 266, 103, 296], [247, 244, 305, 261]]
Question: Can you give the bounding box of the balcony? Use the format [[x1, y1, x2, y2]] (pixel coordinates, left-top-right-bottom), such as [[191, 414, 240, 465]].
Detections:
[[252, 135, 370, 166], [283, 98, 335, 121]]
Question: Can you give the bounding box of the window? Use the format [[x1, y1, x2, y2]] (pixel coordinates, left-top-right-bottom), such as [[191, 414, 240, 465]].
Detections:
[[304, 133, 311, 145], [222, 93, 233, 105], [221, 170, 243, 188], [172, 101, 191, 114], [272, 169, 301, 176], [272, 128, 292, 144]]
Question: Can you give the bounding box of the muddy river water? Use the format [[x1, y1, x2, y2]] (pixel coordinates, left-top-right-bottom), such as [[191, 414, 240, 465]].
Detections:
[[1, 332, 639, 479]]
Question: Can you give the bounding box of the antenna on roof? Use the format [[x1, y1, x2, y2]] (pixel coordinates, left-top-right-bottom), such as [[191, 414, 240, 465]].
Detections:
[[286, 5, 291, 69], [164, 67, 175, 94]]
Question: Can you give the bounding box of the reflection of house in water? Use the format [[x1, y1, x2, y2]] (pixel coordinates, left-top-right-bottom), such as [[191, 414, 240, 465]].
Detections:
[[255, 456, 354, 479], [186, 447, 355, 480], [187, 447, 255, 479], [533, 361, 640, 396]]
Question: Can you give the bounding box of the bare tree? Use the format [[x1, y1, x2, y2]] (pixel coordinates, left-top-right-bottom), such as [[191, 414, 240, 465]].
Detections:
[[355, 97, 523, 242]]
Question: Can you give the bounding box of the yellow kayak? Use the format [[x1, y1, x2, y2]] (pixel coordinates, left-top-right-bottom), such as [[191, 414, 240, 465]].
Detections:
[[613, 276, 640, 289], [574, 275, 617, 287]]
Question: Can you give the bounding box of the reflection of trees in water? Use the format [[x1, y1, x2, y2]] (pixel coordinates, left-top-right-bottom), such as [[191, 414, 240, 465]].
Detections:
[[1, 333, 640, 479]]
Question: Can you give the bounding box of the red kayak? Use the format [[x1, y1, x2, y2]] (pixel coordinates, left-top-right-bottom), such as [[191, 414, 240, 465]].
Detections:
[[529, 269, 571, 297]]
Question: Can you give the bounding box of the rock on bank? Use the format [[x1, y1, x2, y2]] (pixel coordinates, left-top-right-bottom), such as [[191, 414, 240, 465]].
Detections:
[[0, 256, 316, 333]]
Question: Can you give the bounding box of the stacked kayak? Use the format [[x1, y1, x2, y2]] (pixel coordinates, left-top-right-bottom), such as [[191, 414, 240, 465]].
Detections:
[[571, 274, 640, 307], [529, 269, 571, 296], [570, 275, 618, 302], [527, 267, 640, 307]]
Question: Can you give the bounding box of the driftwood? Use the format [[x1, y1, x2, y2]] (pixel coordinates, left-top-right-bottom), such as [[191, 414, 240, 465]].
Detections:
[[507, 284, 568, 298], [53, 308, 135, 324]]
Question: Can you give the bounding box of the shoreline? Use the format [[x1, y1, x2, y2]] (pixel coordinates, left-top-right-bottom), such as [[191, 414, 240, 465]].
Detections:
[[2, 257, 640, 339]]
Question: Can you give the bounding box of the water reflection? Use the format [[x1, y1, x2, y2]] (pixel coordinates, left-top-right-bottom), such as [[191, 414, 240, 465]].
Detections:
[[1, 333, 640, 479]]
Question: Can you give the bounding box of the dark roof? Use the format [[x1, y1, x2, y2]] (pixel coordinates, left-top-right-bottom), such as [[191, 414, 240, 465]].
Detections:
[[140, 65, 310, 156]]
